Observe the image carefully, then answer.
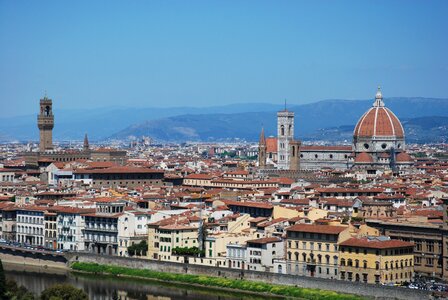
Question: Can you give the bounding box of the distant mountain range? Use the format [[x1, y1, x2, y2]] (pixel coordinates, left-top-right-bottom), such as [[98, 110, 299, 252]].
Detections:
[[1, 97, 447, 143]]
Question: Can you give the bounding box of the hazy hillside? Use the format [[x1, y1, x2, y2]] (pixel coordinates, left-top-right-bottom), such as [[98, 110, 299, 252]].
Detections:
[[1, 97, 447, 142], [111, 98, 448, 142], [0, 103, 282, 141]]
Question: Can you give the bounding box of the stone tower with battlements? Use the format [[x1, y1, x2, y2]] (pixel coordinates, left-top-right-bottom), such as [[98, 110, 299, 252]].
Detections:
[[37, 96, 54, 152]]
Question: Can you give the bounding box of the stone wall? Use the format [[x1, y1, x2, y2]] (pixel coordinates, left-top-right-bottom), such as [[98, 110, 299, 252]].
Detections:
[[0, 247, 67, 270], [69, 253, 431, 300]]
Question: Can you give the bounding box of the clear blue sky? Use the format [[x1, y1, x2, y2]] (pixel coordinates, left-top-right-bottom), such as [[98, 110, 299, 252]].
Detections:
[[1, 0, 447, 116]]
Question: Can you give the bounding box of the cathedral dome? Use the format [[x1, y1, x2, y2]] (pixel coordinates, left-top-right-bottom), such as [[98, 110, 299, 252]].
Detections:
[[353, 88, 404, 139]]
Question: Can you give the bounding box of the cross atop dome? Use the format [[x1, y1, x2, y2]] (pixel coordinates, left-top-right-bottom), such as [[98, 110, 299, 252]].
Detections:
[[373, 86, 385, 107]]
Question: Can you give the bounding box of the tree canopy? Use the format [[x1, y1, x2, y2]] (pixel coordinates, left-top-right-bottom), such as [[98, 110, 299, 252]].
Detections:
[[40, 284, 88, 300]]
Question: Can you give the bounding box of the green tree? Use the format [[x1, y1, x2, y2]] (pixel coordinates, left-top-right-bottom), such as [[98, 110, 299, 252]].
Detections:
[[0, 259, 7, 299], [40, 284, 87, 300], [5, 279, 35, 300], [127, 240, 147, 257]]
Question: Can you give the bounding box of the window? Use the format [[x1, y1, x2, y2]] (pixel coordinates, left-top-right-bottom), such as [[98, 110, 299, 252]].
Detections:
[[427, 241, 434, 252], [348, 272, 353, 281], [415, 240, 422, 251], [375, 275, 380, 284]]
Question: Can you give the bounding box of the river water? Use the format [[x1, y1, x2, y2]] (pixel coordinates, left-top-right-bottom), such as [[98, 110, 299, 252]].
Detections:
[[3, 263, 281, 300]]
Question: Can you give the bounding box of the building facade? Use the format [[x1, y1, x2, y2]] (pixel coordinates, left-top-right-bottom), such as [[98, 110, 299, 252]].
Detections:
[[339, 237, 414, 285]]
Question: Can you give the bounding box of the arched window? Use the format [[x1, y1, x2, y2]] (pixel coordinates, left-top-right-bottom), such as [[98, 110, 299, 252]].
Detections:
[[281, 125, 285, 136], [348, 259, 353, 266], [340, 258, 346, 266], [295, 252, 299, 261], [45, 106, 50, 116], [292, 146, 295, 157]]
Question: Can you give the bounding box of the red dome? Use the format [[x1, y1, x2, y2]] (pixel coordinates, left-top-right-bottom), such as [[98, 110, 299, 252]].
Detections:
[[354, 89, 404, 138]]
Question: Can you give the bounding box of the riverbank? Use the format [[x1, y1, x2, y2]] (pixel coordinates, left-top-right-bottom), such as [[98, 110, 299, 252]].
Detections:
[[71, 262, 365, 300]]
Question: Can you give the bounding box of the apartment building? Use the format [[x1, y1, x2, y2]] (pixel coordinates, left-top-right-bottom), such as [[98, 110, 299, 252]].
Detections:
[[246, 237, 284, 272], [16, 206, 45, 246], [285, 224, 350, 279], [339, 237, 414, 284]]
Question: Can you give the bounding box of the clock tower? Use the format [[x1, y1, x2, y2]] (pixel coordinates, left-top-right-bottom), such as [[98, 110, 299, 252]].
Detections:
[[37, 96, 54, 152]]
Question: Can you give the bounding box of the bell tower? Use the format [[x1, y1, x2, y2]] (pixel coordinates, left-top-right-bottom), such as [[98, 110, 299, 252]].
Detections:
[[277, 107, 294, 170], [258, 127, 267, 168], [37, 96, 54, 152]]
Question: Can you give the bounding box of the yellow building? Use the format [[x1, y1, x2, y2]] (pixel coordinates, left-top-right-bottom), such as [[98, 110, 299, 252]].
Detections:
[[285, 224, 350, 279], [147, 220, 199, 261], [339, 237, 414, 284]]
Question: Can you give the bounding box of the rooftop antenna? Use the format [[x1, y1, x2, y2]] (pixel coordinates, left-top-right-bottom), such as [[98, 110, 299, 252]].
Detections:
[[284, 99, 287, 111]]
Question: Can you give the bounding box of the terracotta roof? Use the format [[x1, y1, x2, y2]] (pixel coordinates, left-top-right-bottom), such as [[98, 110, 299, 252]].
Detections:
[[247, 237, 282, 244], [266, 137, 278, 153], [287, 224, 347, 235], [354, 152, 374, 163], [340, 237, 414, 249], [396, 152, 414, 163], [185, 174, 214, 180]]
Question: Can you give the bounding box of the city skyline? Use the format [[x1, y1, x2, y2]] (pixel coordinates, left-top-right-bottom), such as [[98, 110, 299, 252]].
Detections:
[[1, 0, 448, 117]]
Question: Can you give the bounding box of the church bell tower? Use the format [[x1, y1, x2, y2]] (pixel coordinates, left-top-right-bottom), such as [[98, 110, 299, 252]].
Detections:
[[37, 96, 54, 152], [277, 108, 294, 170], [258, 127, 267, 168]]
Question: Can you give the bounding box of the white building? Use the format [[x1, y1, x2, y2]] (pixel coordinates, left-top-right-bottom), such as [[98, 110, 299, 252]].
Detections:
[[16, 207, 45, 246], [56, 207, 89, 251], [246, 236, 285, 272]]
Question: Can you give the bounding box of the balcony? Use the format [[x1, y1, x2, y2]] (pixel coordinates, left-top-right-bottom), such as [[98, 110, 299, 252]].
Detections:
[[84, 226, 118, 232]]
